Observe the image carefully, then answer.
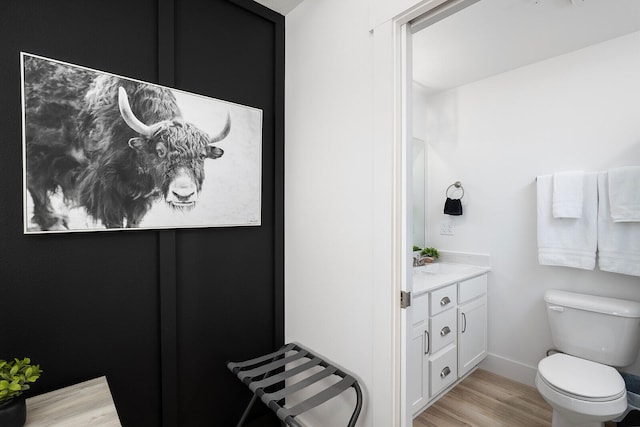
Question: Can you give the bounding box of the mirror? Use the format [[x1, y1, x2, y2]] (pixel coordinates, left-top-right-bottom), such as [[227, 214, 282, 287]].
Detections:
[[412, 137, 426, 248]]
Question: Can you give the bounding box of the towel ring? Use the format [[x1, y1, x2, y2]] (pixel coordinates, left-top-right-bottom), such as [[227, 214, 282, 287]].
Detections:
[[446, 181, 464, 199]]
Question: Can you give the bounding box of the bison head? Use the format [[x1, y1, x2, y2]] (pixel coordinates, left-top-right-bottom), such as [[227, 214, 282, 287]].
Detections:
[[117, 87, 231, 210]]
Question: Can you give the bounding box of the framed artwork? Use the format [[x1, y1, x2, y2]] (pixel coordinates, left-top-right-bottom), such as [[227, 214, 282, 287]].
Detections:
[[21, 53, 262, 234]]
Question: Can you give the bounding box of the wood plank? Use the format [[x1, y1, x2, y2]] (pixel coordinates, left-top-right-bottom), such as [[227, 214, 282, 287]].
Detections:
[[415, 369, 551, 427], [25, 376, 121, 426], [458, 371, 550, 424], [415, 369, 618, 427]]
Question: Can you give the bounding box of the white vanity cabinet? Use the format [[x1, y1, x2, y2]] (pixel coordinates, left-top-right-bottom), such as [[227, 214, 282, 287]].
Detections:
[[410, 269, 489, 417], [458, 274, 488, 377]]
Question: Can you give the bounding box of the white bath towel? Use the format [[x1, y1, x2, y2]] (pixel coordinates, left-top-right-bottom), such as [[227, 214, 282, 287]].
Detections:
[[608, 166, 640, 222], [553, 171, 584, 218], [537, 174, 597, 270], [598, 172, 640, 277]]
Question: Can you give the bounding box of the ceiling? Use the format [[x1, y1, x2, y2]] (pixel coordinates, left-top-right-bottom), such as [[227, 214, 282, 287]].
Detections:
[[253, 0, 303, 15], [412, 0, 640, 93]]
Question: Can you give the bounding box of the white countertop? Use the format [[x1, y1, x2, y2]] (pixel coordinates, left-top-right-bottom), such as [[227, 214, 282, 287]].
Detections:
[[412, 262, 490, 295]]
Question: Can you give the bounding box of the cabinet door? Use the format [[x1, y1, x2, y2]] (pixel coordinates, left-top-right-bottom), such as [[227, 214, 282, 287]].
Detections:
[[408, 292, 429, 414], [458, 295, 487, 377]]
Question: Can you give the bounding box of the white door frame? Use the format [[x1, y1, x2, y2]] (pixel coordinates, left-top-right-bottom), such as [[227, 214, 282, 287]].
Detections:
[[370, 1, 482, 426]]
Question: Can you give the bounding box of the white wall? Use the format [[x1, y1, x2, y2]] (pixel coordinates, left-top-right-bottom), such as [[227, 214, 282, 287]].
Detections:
[[421, 31, 640, 384], [285, 0, 385, 425]]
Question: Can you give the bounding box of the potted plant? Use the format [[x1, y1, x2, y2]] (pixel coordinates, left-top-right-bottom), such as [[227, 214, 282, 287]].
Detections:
[[420, 247, 440, 263], [0, 358, 43, 427]]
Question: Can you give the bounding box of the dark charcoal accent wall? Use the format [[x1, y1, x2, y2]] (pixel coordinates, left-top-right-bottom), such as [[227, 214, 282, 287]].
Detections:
[[0, 1, 284, 426]]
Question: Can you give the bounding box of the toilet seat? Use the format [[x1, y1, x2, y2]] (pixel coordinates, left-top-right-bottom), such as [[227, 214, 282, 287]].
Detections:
[[538, 353, 626, 402]]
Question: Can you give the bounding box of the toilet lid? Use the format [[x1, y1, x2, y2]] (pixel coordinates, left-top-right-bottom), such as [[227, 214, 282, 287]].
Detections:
[[538, 353, 625, 400]]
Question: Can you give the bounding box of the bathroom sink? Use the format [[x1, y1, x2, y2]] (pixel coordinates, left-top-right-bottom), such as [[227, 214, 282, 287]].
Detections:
[[416, 263, 442, 274], [415, 262, 474, 275]]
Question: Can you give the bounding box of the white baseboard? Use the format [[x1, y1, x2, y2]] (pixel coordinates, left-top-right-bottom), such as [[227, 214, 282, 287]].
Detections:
[[479, 353, 538, 388]]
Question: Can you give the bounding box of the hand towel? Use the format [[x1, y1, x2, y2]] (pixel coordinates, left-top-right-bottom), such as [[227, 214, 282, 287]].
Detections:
[[608, 166, 640, 222], [553, 171, 584, 218], [597, 172, 640, 277], [444, 198, 463, 215], [537, 174, 597, 270]]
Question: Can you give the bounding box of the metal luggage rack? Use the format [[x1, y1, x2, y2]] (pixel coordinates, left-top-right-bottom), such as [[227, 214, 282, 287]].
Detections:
[[227, 342, 363, 427]]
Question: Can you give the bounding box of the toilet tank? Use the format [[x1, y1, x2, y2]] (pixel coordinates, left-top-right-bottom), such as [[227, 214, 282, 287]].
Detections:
[[544, 290, 640, 367]]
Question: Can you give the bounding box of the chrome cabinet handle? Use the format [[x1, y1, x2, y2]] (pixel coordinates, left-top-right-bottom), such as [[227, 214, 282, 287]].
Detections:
[[440, 296, 451, 306], [440, 366, 451, 378], [440, 326, 451, 337], [461, 312, 467, 333], [424, 330, 430, 355]]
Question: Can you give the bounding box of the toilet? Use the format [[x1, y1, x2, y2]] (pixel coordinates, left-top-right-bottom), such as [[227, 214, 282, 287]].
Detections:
[[535, 290, 640, 427]]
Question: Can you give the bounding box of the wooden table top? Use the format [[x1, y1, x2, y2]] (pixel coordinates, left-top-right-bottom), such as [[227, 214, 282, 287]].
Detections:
[[25, 376, 121, 426]]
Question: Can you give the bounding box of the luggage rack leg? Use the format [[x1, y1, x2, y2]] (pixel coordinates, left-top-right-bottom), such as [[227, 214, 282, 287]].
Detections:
[[236, 394, 303, 427], [348, 382, 363, 427], [229, 343, 363, 427], [278, 381, 362, 427], [235, 384, 361, 427], [234, 348, 289, 427], [236, 394, 258, 427]]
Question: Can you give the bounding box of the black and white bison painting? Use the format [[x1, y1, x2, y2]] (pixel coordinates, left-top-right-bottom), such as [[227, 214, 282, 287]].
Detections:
[[21, 53, 262, 234]]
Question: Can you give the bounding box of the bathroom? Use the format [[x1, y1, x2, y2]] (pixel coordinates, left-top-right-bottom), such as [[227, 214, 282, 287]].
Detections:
[[406, 0, 640, 424]]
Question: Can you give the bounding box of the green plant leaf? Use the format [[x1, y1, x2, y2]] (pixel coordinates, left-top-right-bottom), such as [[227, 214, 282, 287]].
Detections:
[[420, 247, 440, 258], [0, 357, 42, 398]]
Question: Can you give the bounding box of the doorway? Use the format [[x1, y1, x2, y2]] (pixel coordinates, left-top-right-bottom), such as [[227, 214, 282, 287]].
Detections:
[[397, 3, 483, 426], [400, 1, 640, 426]]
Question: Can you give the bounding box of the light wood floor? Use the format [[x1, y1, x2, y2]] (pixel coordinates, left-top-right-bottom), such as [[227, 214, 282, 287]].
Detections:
[[414, 369, 616, 427]]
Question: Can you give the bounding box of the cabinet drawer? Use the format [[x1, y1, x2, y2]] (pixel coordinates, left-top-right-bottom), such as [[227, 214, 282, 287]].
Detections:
[[458, 274, 487, 304], [430, 284, 457, 315], [430, 309, 456, 354], [429, 345, 457, 397]]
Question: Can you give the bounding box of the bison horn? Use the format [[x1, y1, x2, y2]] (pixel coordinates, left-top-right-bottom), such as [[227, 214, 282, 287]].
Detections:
[[118, 87, 154, 138], [208, 112, 231, 145]]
